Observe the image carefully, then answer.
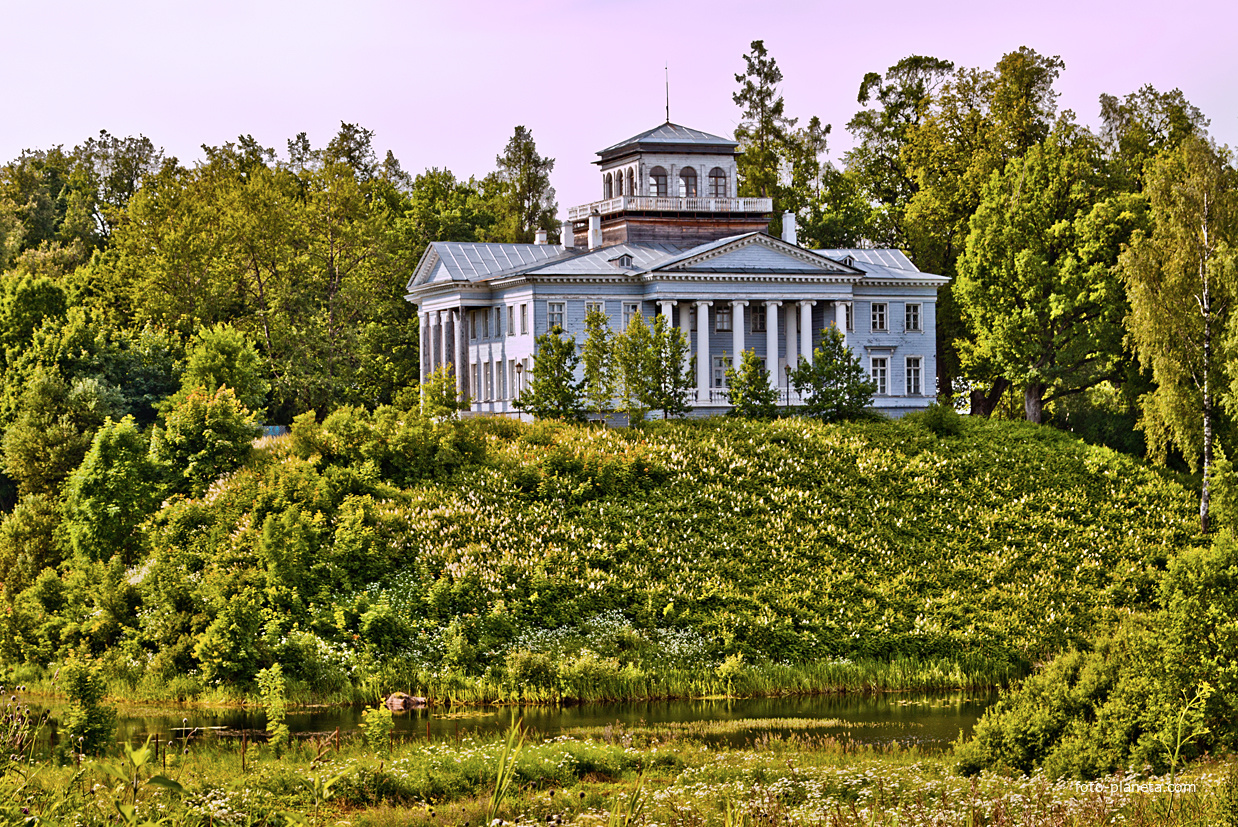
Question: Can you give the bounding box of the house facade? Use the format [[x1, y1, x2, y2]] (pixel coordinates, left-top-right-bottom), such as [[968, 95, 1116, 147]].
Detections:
[[405, 123, 948, 418]]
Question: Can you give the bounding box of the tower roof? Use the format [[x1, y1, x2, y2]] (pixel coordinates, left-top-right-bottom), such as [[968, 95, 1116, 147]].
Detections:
[[596, 122, 739, 164]]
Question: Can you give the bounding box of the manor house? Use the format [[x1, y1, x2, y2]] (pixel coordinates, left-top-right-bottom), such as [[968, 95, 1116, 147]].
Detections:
[[405, 122, 947, 417]]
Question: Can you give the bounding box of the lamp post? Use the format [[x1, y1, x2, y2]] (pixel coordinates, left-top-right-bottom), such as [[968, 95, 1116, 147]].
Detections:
[[783, 364, 792, 413], [514, 361, 523, 397]]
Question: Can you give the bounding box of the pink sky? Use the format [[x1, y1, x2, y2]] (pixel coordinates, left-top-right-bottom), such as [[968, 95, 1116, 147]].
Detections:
[[4, 0, 1234, 212]]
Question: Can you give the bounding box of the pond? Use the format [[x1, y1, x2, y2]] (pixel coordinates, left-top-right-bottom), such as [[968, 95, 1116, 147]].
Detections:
[[72, 691, 994, 751]]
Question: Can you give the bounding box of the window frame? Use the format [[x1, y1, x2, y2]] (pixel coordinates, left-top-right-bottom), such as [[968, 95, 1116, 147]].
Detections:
[[622, 301, 641, 330], [708, 167, 727, 198], [507, 305, 515, 335], [679, 167, 698, 198], [714, 304, 733, 332], [520, 303, 528, 335], [871, 357, 888, 395], [750, 303, 766, 333], [713, 355, 732, 388], [482, 308, 490, 339], [871, 302, 887, 332], [585, 300, 605, 317], [905, 302, 922, 332], [905, 356, 922, 396], [649, 167, 668, 198], [493, 307, 502, 337], [547, 301, 565, 331]]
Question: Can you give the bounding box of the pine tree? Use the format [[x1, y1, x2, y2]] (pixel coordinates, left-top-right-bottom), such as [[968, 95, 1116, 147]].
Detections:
[[733, 40, 797, 201], [514, 326, 584, 421]]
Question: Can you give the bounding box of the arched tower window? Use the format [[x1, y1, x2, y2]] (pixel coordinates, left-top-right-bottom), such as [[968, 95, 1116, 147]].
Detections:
[[709, 167, 727, 198], [679, 167, 698, 198], [649, 167, 668, 198], [626, 168, 634, 197], [604, 173, 613, 199]]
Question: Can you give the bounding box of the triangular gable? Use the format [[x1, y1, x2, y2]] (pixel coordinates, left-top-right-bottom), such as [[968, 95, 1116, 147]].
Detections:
[[656, 233, 862, 276]]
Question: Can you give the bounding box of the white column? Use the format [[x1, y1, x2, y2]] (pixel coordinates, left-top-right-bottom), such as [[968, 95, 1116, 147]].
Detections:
[[835, 302, 849, 350], [732, 301, 747, 369], [785, 306, 797, 382], [428, 311, 441, 373], [453, 308, 463, 400], [419, 311, 429, 411], [658, 300, 675, 328], [799, 301, 815, 364], [696, 300, 712, 404], [678, 300, 692, 374], [438, 311, 448, 380], [765, 301, 780, 390]]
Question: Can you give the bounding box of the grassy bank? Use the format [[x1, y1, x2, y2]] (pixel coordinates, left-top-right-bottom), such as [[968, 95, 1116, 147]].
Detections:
[[5, 413, 1200, 704], [9, 705, 1238, 826]]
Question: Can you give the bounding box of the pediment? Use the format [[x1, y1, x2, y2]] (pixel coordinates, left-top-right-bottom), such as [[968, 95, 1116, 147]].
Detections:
[[658, 234, 861, 276]]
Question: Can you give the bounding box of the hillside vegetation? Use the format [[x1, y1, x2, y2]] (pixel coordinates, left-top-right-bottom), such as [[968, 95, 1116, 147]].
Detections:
[[3, 412, 1199, 703]]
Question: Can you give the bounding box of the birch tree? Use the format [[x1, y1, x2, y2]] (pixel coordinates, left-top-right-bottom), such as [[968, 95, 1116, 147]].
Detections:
[[1121, 135, 1238, 531]]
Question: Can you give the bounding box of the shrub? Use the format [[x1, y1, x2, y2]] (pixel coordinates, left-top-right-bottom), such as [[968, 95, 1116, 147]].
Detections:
[[911, 401, 965, 437], [61, 656, 116, 755], [361, 703, 394, 753], [726, 348, 778, 419], [257, 663, 290, 753], [152, 386, 260, 495]]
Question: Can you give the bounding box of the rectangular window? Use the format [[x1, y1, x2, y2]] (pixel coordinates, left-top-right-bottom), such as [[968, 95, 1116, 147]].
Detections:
[[508, 359, 516, 399], [751, 303, 766, 333], [872, 303, 887, 332], [871, 357, 888, 395], [473, 364, 481, 399], [690, 305, 697, 332], [906, 303, 921, 332], [495, 307, 503, 337], [713, 356, 731, 388], [622, 302, 641, 329], [482, 309, 490, 339], [715, 305, 733, 332], [470, 311, 478, 340], [548, 301, 565, 330], [585, 300, 604, 316], [507, 305, 515, 335], [520, 303, 528, 335], [906, 356, 922, 396]]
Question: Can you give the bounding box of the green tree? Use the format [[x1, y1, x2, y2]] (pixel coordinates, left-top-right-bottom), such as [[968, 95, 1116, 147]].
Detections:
[[488, 126, 558, 243], [955, 125, 1127, 423], [62, 656, 116, 755], [419, 364, 465, 419], [726, 348, 778, 419], [581, 308, 615, 420], [63, 416, 162, 564], [515, 327, 584, 421], [0, 493, 63, 597], [648, 315, 693, 419], [152, 386, 261, 496], [733, 40, 798, 202], [791, 327, 875, 421], [1100, 85, 1208, 190], [1121, 135, 1238, 531], [178, 322, 270, 412], [0, 275, 68, 360], [614, 314, 654, 424]]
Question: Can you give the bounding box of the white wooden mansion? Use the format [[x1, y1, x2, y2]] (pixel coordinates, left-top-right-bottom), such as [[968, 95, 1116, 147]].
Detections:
[[406, 123, 948, 417]]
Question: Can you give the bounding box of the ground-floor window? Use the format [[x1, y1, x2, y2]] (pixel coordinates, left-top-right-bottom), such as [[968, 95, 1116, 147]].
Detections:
[[871, 357, 888, 395], [906, 356, 922, 395], [713, 356, 731, 388]]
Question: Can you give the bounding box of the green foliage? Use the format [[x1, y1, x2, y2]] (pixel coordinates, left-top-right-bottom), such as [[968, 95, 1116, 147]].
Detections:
[[62, 656, 116, 755], [515, 326, 584, 421], [908, 401, 965, 437], [62, 416, 161, 564], [152, 386, 260, 496], [486, 126, 558, 243], [733, 40, 797, 201], [725, 349, 777, 419], [0, 493, 63, 597], [648, 315, 693, 420], [790, 327, 875, 421], [178, 323, 270, 413], [581, 309, 615, 420], [360, 703, 394, 753], [256, 662, 290, 753], [614, 314, 654, 425], [418, 365, 465, 419]]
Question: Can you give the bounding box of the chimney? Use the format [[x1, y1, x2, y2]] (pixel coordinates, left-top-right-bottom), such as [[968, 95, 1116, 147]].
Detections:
[[588, 213, 602, 250], [561, 220, 574, 248], [782, 211, 798, 246], [534, 228, 548, 245]]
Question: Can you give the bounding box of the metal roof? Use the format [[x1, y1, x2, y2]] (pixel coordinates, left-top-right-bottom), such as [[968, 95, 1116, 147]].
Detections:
[[524, 243, 685, 276], [597, 122, 739, 162], [430, 242, 570, 283], [814, 248, 924, 278]]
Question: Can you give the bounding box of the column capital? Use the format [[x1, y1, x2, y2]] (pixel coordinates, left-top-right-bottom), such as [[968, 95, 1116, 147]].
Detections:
[[732, 299, 749, 307], [656, 299, 677, 308], [695, 299, 714, 307], [798, 300, 817, 307], [765, 300, 782, 307]]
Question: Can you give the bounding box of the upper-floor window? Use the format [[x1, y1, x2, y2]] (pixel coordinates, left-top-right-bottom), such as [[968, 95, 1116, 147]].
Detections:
[[906, 356, 922, 395], [906, 303, 921, 332], [482, 308, 490, 338], [871, 357, 888, 395], [508, 305, 515, 335], [493, 307, 502, 337], [548, 302, 565, 330], [626, 169, 634, 197], [470, 310, 478, 340], [751, 303, 767, 333], [715, 304, 733, 332], [623, 302, 641, 329], [679, 168, 698, 198], [585, 300, 605, 316], [649, 167, 668, 198], [604, 173, 613, 199], [871, 302, 887, 332], [520, 303, 528, 335], [709, 167, 727, 198]]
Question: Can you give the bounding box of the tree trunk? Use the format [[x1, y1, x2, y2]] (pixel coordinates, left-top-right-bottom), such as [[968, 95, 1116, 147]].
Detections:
[[969, 378, 1010, 418], [1201, 204, 1213, 533], [1024, 382, 1045, 425]]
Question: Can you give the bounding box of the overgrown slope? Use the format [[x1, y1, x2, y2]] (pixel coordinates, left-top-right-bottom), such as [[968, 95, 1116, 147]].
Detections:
[[5, 413, 1200, 701]]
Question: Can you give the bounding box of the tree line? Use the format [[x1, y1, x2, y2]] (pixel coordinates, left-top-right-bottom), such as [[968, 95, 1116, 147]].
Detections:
[[731, 40, 1236, 529]]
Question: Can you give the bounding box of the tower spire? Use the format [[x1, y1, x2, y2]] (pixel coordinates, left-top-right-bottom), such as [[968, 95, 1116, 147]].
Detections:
[[665, 64, 670, 123]]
